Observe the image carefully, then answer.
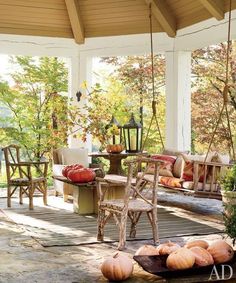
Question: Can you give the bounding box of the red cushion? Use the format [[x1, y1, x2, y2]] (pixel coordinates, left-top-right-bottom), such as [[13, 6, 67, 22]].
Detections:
[[148, 154, 177, 177]]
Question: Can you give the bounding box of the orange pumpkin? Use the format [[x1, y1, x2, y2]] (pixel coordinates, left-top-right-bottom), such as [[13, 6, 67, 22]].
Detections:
[[101, 252, 133, 281], [166, 248, 195, 270], [106, 144, 124, 153], [185, 240, 209, 249], [157, 241, 181, 255], [207, 240, 234, 264], [190, 247, 214, 266], [135, 245, 159, 256]]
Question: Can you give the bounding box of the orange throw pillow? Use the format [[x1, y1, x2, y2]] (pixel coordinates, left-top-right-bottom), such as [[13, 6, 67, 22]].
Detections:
[[159, 177, 182, 188]]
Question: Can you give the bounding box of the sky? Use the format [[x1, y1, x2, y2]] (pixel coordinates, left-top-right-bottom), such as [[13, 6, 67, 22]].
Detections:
[[0, 54, 11, 82]]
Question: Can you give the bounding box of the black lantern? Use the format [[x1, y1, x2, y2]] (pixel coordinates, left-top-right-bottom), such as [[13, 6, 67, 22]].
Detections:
[[123, 113, 142, 153], [105, 115, 122, 145]]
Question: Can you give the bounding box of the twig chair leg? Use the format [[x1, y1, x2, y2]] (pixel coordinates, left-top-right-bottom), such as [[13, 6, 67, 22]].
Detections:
[[19, 186, 23, 204], [43, 182, 47, 205], [118, 213, 127, 251], [7, 185, 11, 207], [97, 209, 105, 241], [29, 185, 34, 210]]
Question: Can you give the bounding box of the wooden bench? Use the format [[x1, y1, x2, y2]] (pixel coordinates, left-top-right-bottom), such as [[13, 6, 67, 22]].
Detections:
[[53, 175, 128, 214]]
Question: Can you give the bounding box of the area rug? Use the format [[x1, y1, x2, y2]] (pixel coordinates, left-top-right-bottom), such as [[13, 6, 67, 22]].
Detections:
[[2, 203, 223, 247]]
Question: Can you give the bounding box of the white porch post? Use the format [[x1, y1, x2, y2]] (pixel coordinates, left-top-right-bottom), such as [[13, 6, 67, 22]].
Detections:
[[68, 53, 92, 151], [165, 51, 191, 152]]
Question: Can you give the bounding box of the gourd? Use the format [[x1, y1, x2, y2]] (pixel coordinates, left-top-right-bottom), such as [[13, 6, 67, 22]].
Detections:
[[190, 246, 214, 266], [185, 240, 209, 249], [101, 253, 133, 281], [135, 245, 159, 256], [157, 241, 181, 255], [166, 248, 195, 270], [207, 240, 234, 264], [106, 144, 124, 153]]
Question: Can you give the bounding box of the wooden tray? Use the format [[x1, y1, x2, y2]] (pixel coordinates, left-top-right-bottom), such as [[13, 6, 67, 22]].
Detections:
[[134, 253, 236, 279]]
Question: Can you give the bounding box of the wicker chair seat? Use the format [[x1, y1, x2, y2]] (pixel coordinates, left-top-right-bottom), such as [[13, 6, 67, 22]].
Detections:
[[100, 198, 153, 212]]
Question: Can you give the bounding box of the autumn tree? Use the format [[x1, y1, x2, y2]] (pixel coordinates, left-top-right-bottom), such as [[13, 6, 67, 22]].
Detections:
[[0, 56, 75, 161], [99, 55, 166, 152], [192, 41, 236, 154]]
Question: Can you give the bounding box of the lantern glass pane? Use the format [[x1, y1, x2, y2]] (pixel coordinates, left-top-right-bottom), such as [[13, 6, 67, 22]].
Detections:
[[130, 129, 137, 151]]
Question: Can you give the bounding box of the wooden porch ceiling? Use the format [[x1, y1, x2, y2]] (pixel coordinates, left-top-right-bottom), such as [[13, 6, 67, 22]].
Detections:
[[0, 0, 235, 44]]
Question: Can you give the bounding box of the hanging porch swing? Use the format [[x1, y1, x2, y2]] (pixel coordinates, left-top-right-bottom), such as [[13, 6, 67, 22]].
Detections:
[[142, 1, 235, 200]]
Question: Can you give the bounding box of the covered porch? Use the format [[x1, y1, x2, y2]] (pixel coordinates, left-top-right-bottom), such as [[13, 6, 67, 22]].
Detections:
[[0, 1, 236, 282]]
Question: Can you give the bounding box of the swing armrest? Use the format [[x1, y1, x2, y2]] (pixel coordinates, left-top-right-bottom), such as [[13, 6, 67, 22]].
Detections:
[[192, 161, 232, 199], [193, 160, 232, 167]]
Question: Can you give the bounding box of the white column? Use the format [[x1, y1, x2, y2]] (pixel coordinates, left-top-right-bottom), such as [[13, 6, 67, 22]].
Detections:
[[165, 51, 191, 152], [68, 53, 92, 151]]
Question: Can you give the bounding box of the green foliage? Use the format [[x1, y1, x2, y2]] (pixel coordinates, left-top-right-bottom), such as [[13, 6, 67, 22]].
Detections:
[[0, 56, 75, 160], [222, 165, 236, 242], [221, 165, 236, 192], [224, 207, 236, 244], [75, 78, 130, 149]]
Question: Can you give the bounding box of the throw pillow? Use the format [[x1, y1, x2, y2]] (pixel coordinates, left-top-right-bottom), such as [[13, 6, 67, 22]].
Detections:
[[147, 154, 176, 177], [159, 176, 182, 188], [173, 155, 185, 178], [181, 155, 205, 182]]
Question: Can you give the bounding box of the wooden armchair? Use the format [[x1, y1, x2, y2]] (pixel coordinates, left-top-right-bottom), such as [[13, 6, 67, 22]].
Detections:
[[2, 144, 48, 210], [193, 160, 233, 200], [96, 157, 163, 250]]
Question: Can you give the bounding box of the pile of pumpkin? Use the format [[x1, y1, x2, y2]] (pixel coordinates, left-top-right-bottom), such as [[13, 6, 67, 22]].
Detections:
[[100, 239, 234, 281], [62, 164, 96, 183], [136, 240, 234, 270]]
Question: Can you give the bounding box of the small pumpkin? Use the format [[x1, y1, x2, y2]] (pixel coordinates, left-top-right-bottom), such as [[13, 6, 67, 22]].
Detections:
[[157, 241, 181, 255], [207, 240, 234, 264], [190, 247, 214, 266], [106, 144, 124, 153], [67, 168, 95, 183], [166, 248, 195, 270], [185, 240, 209, 250], [101, 252, 133, 281], [135, 245, 159, 256]]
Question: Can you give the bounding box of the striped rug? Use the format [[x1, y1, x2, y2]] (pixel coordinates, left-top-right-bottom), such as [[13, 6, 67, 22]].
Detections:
[[2, 198, 223, 247]]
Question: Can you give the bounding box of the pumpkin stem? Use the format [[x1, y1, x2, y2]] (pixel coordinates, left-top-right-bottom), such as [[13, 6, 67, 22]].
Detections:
[[113, 252, 119, 258]]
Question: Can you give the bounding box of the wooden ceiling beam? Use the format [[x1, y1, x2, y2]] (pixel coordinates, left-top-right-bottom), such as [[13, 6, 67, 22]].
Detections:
[[145, 0, 176, 37], [64, 0, 84, 44], [199, 0, 224, 20]]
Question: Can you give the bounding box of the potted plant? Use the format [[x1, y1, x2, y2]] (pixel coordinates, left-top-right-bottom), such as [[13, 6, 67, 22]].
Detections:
[[221, 165, 236, 243]]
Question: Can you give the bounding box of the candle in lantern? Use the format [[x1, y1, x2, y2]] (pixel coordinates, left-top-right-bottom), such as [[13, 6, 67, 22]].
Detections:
[[130, 136, 136, 151]]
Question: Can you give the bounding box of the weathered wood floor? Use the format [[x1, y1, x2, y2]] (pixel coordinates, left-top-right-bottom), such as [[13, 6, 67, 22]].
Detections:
[[1, 196, 223, 247]]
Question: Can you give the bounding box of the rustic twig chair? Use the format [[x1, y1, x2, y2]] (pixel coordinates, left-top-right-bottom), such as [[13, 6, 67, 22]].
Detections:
[[96, 157, 163, 250], [2, 144, 48, 210]]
